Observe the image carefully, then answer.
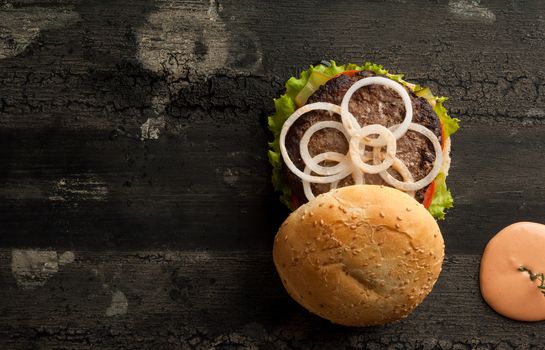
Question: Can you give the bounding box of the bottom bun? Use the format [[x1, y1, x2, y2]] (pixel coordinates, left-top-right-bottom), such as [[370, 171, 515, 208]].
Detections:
[[273, 185, 444, 326]]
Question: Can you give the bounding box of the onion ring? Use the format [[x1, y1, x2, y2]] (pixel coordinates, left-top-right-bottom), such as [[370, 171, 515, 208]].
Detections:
[[373, 147, 416, 198], [280, 102, 354, 184], [330, 166, 365, 191], [377, 123, 443, 192], [340, 76, 413, 146], [299, 120, 351, 176], [349, 124, 396, 174], [302, 152, 346, 201]]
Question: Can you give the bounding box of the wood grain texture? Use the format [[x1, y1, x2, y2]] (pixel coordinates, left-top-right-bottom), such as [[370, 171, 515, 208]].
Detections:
[[0, 251, 541, 349], [1, 0, 545, 348]]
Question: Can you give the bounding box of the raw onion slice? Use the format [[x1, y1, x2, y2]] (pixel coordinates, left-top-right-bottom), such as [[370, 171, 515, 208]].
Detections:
[[330, 166, 365, 190], [340, 76, 413, 146], [280, 102, 353, 183], [373, 148, 415, 197], [349, 124, 396, 174], [302, 152, 346, 201], [378, 123, 443, 192], [352, 168, 365, 185], [299, 120, 351, 176], [391, 158, 416, 198]]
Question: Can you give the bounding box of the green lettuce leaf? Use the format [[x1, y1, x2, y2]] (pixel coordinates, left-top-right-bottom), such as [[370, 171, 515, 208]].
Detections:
[[285, 61, 345, 101], [428, 173, 454, 220], [267, 60, 458, 218], [434, 98, 460, 138]]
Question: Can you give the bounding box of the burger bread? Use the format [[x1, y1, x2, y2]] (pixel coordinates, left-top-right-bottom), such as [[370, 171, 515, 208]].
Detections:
[[273, 184, 444, 326]]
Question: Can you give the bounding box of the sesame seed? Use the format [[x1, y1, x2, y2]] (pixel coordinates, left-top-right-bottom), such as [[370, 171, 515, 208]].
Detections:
[[379, 212, 385, 218], [406, 207, 412, 212], [395, 223, 400, 229], [396, 216, 402, 221]]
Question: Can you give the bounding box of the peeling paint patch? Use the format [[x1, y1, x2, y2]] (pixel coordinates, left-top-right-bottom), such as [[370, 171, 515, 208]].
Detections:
[[137, 1, 262, 76], [58, 251, 76, 265], [140, 116, 166, 140], [106, 290, 128, 317], [448, 0, 496, 23], [0, 7, 79, 59], [207, 0, 222, 21], [136, 3, 229, 77], [11, 250, 75, 289], [49, 175, 108, 202]]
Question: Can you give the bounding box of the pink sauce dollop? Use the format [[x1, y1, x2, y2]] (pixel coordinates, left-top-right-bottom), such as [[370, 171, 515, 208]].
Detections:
[[480, 222, 545, 321]]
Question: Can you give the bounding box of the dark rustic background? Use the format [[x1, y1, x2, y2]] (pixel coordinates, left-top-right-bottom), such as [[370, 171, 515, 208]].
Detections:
[[1, 0, 545, 348]]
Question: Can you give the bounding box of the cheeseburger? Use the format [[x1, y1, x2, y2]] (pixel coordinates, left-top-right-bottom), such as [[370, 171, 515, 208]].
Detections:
[[268, 61, 459, 219]]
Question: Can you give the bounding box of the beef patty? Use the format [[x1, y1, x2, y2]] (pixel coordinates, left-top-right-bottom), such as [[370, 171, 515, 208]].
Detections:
[[284, 71, 442, 204]]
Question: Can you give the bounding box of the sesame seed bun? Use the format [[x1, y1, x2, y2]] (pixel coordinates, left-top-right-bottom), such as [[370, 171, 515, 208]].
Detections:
[[272, 185, 445, 326]]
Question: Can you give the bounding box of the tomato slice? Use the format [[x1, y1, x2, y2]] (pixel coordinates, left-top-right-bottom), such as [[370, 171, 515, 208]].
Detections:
[[423, 122, 444, 208], [423, 180, 436, 209], [291, 193, 302, 209], [336, 69, 361, 78]]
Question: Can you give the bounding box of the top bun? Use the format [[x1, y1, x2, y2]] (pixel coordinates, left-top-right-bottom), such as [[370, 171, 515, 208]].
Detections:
[[273, 185, 444, 326]]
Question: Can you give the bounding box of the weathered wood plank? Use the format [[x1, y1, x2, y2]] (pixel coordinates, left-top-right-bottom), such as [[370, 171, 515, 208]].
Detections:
[[0, 250, 541, 349], [1, 0, 545, 348], [1, 121, 545, 254]]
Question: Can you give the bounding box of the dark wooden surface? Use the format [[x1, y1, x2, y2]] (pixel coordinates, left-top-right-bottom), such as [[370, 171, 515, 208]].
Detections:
[[1, 0, 545, 348]]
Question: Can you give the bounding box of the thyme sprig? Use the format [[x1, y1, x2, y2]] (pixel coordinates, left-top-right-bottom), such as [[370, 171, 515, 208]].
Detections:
[[518, 265, 545, 296]]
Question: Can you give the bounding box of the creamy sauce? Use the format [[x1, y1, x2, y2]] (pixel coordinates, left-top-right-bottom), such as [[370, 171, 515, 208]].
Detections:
[[480, 222, 545, 321]]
